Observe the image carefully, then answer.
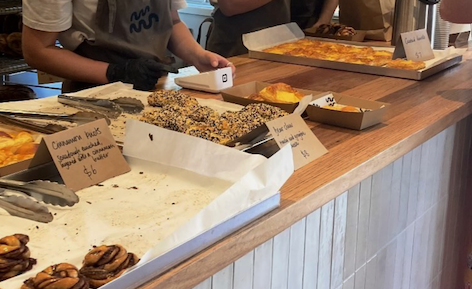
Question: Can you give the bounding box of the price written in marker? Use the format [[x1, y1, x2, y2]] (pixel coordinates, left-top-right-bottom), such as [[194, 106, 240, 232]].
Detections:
[[268, 114, 327, 170], [30, 119, 130, 191], [399, 29, 434, 62], [83, 165, 97, 180]]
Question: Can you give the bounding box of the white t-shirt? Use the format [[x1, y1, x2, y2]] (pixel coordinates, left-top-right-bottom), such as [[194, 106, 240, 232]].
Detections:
[[23, 0, 187, 51]]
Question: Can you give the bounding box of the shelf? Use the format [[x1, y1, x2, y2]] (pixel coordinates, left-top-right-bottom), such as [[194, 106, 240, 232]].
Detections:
[[0, 56, 30, 75], [0, 0, 22, 15]]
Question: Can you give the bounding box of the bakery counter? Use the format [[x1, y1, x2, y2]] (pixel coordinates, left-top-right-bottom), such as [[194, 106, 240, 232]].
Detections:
[[145, 47, 472, 289]]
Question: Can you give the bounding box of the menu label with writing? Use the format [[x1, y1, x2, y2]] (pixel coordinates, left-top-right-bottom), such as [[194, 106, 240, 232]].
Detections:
[[393, 29, 434, 62], [267, 114, 327, 170], [30, 119, 130, 191]]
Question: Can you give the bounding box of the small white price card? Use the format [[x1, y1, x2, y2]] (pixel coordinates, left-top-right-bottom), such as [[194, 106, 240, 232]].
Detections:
[[398, 29, 435, 61], [267, 114, 327, 170], [30, 119, 130, 191]]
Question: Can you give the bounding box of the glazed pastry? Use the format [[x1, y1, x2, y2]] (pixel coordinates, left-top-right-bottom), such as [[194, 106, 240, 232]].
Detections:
[[79, 245, 139, 288], [0, 234, 36, 281], [22, 263, 88, 289], [0, 33, 11, 55], [248, 83, 304, 104], [7, 32, 22, 56], [336, 27, 356, 37], [322, 104, 362, 113]]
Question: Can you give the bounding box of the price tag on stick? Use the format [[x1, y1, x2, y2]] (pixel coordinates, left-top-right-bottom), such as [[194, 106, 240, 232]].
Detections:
[[267, 114, 327, 170], [393, 29, 435, 61], [29, 119, 130, 191]]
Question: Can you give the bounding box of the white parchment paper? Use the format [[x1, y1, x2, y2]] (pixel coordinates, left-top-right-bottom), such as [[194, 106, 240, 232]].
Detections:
[[0, 118, 293, 289]]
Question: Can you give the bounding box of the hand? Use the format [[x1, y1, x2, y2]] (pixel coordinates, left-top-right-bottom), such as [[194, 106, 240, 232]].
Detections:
[[106, 58, 178, 91], [192, 50, 236, 77]]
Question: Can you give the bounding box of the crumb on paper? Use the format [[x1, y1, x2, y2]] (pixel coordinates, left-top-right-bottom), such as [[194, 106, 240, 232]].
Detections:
[[96, 184, 104, 187], [36, 226, 39, 229], [149, 133, 154, 141], [112, 184, 119, 188], [86, 201, 92, 205], [171, 202, 175, 205], [128, 186, 138, 190], [139, 172, 144, 175]]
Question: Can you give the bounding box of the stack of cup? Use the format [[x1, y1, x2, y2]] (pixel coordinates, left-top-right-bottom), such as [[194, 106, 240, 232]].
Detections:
[[434, 3, 451, 50]]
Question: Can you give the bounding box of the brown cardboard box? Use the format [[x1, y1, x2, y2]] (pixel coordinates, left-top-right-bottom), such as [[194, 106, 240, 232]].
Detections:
[[221, 81, 321, 113], [304, 28, 366, 42], [0, 159, 31, 177], [306, 92, 388, 130]]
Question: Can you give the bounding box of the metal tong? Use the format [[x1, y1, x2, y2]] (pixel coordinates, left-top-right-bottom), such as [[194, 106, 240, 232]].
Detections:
[[0, 179, 79, 223], [58, 95, 144, 117], [0, 110, 111, 125]]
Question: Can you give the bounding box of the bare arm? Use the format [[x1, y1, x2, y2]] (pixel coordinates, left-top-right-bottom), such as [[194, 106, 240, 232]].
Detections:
[[313, 0, 339, 27], [218, 0, 272, 17], [22, 25, 109, 84], [167, 11, 235, 74], [440, 0, 472, 23]]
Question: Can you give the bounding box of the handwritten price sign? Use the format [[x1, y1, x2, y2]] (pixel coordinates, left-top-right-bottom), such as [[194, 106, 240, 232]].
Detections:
[[400, 29, 434, 62], [267, 114, 327, 170], [31, 119, 130, 191]]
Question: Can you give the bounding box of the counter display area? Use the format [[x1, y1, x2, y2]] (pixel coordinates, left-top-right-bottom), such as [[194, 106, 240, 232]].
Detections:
[[144, 46, 472, 289]]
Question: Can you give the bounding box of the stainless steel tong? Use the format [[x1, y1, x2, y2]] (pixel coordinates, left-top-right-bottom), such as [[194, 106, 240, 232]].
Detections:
[[0, 110, 111, 125], [58, 95, 144, 118], [0, 179, 79, 223]]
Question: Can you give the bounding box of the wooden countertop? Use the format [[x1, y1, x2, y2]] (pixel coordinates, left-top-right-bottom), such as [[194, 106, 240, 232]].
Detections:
[[143, 48, 472, 289]]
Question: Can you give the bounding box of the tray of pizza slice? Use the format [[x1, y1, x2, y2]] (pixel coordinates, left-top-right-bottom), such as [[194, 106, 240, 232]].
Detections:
[[243, 23, 465, 80]]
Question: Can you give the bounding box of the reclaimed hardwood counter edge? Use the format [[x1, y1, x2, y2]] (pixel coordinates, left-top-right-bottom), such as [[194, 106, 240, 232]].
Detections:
[[139, 51, 472, 289]]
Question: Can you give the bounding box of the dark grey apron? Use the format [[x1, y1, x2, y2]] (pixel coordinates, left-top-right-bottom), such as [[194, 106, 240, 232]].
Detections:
[[206, 0, 290, 58], [291, 0, 325, 29], [63, 0, 173, 92]]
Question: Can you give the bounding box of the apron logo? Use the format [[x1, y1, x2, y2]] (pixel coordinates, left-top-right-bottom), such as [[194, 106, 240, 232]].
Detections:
[[129, 6, 159, 33]]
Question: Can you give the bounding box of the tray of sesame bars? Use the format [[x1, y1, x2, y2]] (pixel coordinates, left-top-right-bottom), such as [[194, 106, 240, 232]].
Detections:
[[0, 83, 295, 289], [243, 23, 465, 80]]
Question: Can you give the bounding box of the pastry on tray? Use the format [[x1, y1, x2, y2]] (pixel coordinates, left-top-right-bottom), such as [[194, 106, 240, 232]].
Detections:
[[315, 23, 357, 37], [263, 39, 426, 70], [141, 90, 288, 144], [22, 263, 88, 289], [248, 83, 304, 104], [385, 58, 427, 70], [79, 245, 139, 288], [0, 234, 36, 281], [0, 130, 38, 167], [322, 104, 363, 113]]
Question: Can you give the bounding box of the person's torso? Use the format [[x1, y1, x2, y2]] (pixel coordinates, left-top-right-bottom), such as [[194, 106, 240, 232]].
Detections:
[[207, 0, 290, 57], [58, 0, 99, 51], [290, 0, 324, 29]]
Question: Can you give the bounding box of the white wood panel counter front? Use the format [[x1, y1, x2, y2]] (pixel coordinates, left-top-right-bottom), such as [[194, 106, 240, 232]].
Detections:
[[140, 47, 472, 289]]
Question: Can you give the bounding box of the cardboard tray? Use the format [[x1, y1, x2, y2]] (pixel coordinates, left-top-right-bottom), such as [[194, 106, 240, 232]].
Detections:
[[221, 81, 321, 113], [306, 92, 389, 130], [304, 27, 366, 42], [243, 23, 464, 81]]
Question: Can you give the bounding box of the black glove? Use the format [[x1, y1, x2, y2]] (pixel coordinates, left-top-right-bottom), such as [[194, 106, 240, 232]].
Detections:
[[106, 58, 178, 91]]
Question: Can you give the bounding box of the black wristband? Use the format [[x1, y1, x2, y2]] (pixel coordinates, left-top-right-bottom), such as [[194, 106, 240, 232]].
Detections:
[[106, 63, 126, 82]]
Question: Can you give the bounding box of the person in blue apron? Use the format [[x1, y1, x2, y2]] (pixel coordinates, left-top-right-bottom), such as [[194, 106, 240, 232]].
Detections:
[[21, 0, 235, 92], [206, 0, 291, 58]]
